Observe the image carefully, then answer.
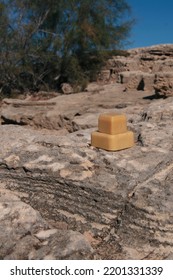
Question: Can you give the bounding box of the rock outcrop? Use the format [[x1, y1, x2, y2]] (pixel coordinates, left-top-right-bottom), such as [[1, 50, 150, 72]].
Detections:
[[1, 82, 173, 259], [0, 83, 147, 130], [1, 45, 173, 259], [102, 44, 173, 96]]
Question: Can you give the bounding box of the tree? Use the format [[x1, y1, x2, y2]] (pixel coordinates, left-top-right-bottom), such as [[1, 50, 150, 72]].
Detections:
[[0, 0, 133, 95], [30, 0, 133, 86], [0, 0, 61, 94]]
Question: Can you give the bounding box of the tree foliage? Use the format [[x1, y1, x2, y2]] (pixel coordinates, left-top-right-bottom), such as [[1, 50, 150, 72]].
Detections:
[[0, 0, 133, 96]]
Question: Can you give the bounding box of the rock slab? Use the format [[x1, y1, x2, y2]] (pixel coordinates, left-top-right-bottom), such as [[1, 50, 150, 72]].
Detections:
[[1, 96, 173, 259], [0, 184, 93, 260], [102, 44, 173, 96]]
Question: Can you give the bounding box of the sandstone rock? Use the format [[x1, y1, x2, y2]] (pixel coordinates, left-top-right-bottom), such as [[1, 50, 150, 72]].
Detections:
[[2, 70, 173, 259], [0, 83, 149, 130], [61, 83, 73, 94], [0, 185, 93, 260], [1, 93, 173, 259], [0, 184, 48, 259], [34, 229, 58, 240], [119, 71, 143, 90], [84, 82, 104, 92], [103, 44, 173, 96], [119, 72, 155, 92], [29, 230, 93, 260], [142, 73, 155, 91], [154, 72, 173, 96], [97, 70, 111, 83]]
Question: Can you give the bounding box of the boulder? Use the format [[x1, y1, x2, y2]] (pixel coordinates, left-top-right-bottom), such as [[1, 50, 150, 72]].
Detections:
[[61, 83, 74, 94], [119, 71, 155, 91], [119, 71, 143, 90], [154, 72, 173, 96], [97, 70, 111, 83]]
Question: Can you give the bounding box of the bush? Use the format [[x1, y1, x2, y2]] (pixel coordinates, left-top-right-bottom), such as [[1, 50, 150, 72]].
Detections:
[[0, 0, 133, 96], [58, 49, 130, 90]]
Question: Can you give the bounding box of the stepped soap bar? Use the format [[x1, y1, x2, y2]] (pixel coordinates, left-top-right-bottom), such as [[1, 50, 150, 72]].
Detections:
[[98, 113, 127, 135], [91, 131, 134, 151]]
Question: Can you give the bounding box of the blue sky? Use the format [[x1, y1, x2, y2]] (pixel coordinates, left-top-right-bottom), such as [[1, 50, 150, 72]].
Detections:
[[127, 0, 173, 49]]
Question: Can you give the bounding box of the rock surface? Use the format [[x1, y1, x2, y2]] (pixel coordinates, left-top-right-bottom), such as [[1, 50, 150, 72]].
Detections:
[[61, 83, 74, 94], [1, 45, 173, 259], [103, 44, 173, 96], [0, 44, 173, 259], [0, 83, 150, 130], [0, 184, 93, 260]]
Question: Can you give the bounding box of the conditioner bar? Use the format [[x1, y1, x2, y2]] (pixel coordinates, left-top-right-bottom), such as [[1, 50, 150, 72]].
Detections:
[[98, 113, 127, 135], [91, 113, 134, 151], [91, 131, 134, 151]]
